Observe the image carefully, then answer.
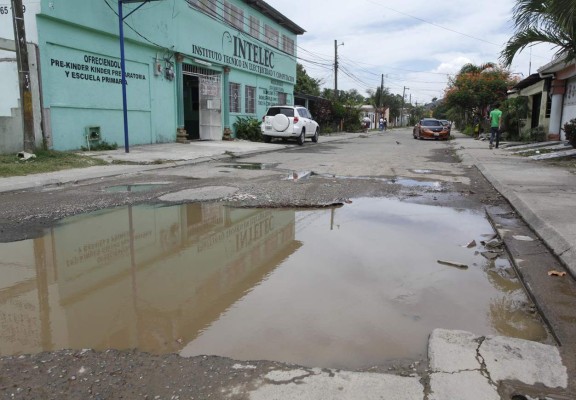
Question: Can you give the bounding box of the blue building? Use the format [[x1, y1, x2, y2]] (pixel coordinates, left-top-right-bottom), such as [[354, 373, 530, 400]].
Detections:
[[0, 0, 305, 152]]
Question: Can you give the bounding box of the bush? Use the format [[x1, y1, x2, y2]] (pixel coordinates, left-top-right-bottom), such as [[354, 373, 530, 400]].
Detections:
[[81, 140, 118, 151], [562, 118, 576, 148], [529, 126, 546, 142], [233, 116, 262, 142]]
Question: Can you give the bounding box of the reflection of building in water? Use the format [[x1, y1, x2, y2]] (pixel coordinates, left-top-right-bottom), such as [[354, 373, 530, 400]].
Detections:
[[0, 204, 299, 356]]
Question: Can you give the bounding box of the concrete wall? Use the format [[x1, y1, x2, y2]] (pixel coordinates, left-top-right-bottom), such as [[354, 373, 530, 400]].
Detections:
[[34, 0, 299, 150], [560, 77, 576, 139], [0, 43, 44, 154]]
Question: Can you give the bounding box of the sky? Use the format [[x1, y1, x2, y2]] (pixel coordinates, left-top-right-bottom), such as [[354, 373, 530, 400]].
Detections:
[[266, 0, 557, 105]]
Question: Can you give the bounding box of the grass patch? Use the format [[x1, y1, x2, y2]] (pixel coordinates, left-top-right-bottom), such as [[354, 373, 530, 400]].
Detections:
[[0, 149, 108, 177], [544, 156, 576, 171], [517, 148, 561, 157]]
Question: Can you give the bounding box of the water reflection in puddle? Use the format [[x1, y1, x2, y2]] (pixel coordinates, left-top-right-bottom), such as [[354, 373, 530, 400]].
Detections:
[[221, 163, 278, 170], [0, 199, 547, 368]]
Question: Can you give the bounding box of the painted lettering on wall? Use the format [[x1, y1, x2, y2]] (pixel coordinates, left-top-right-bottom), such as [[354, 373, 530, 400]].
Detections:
[[189, 32, 295, 84], [49, 54, 147, 85], [232, 36, 274, 68], [258, 81, 287, 108]]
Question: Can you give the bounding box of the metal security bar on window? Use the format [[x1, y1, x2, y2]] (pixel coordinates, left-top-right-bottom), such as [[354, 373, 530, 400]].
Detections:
[[245, 86, 255, 114], [182, 64, 219, 76], [229, 82, 240, 113]]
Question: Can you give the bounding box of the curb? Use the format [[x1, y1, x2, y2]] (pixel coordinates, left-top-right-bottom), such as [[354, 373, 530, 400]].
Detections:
[[457, 144, 576, 278]]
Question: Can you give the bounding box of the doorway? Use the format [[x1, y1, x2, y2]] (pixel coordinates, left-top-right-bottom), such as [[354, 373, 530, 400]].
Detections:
[[531, 93, 542, 129], [183, 75, 200, 140]]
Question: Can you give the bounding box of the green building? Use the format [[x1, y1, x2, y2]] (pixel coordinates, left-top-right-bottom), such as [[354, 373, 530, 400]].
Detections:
[[32, 0, 304, 150]]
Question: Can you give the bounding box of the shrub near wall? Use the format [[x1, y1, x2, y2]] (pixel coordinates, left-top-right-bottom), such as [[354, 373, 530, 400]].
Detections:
[[563, 118, 576, 148], [233, 117, 262, 142]]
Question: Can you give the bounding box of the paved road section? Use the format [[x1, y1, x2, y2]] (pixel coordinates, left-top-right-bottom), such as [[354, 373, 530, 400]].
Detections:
[[1, 130, 574, 399]]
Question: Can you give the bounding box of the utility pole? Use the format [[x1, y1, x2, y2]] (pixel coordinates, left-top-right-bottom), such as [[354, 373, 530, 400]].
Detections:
[[334, 40, 343, 99], [379, 74, 384, 112], [11, 0, 35, 153], [400, 86, 409, 127], [334, 40, 338, 99]]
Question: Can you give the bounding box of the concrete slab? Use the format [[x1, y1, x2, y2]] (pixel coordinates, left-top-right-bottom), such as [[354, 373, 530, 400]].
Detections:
[[429, 370, 499, 400], [243, 368, 424, 400], [529, 149, 576, 160], [481, 335, 568, 388], [428, 329, 480, 372], [428, 329, 568, 394], [504, 141, 566, 151]]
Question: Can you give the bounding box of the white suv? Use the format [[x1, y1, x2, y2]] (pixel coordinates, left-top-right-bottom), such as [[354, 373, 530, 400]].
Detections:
[[261, 105, 319, 145]]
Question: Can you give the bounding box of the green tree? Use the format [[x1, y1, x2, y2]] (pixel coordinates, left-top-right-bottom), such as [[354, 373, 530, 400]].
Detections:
[[501, 0, 576, 66], [295, 63, 321, 96], [444, 62, 514, 127]]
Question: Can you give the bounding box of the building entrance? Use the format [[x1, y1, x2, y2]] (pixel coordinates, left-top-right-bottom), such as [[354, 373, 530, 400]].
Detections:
[[182, 64, 222, 140], [183, 75, 200, 140]]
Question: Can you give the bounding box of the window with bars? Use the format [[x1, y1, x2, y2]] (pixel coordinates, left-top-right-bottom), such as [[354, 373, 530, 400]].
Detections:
[[224, 1, 244, 31], [278, 92, 287, 105], [249, 15, 260, 39], [282, 35, 294, 55], [245, 86, 256, 114], [264, 24, 279, 48], [229, 82, 241, 113]]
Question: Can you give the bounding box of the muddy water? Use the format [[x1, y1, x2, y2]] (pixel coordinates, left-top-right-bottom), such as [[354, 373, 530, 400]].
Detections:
[[0, 198, 547, 368]]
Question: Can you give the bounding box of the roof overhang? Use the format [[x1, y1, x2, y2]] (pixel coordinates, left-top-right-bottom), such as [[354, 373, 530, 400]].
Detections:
[[511, 73, 544, 90], [243, 0, 306, 35], [538, 55, 571, 74]]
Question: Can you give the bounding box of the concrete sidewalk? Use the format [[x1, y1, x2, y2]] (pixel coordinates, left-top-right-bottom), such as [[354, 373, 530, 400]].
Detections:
[[452, 132, 576, 277], [0, 133, 357, 194]]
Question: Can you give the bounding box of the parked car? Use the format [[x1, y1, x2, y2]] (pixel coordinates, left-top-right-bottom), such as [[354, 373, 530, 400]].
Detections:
[[413, 118, 450, 140], [261, 105, 319, 145], [438, 119, 452, 133]]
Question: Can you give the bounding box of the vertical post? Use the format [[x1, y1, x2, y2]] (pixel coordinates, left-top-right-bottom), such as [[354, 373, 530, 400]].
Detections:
[[11, 0, 35, 152], [176, 56, 184, 130], [334, 39, 338, 99], [379, 74, 384, 109], [400, 86, 407, 127], [175, 53, 188, 143], [118, 0, 130, 153], [223, 67, 230, 128]]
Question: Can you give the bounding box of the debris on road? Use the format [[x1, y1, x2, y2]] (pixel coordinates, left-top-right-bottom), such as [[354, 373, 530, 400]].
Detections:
[[437, 260, 469, 270], [547, 270, 567, 277], [481, 251, 500, 260]]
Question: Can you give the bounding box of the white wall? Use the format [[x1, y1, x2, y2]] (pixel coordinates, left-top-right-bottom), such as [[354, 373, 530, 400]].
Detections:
[[0, 0, 41, 116], [561, 77, 576, 140]]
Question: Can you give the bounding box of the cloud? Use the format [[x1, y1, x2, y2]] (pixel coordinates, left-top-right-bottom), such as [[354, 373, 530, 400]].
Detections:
[[267, 0, 557, 104]]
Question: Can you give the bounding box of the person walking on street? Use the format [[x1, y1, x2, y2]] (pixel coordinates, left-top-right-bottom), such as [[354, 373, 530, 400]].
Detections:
[[489, 103, 502, 149], [362, 115, 371, 133], [379, 117, 384, 131], [383, 117, 387, 131]]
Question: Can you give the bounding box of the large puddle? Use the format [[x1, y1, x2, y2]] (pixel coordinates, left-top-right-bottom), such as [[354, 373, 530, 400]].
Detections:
[[0, 199, 547, 368]]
